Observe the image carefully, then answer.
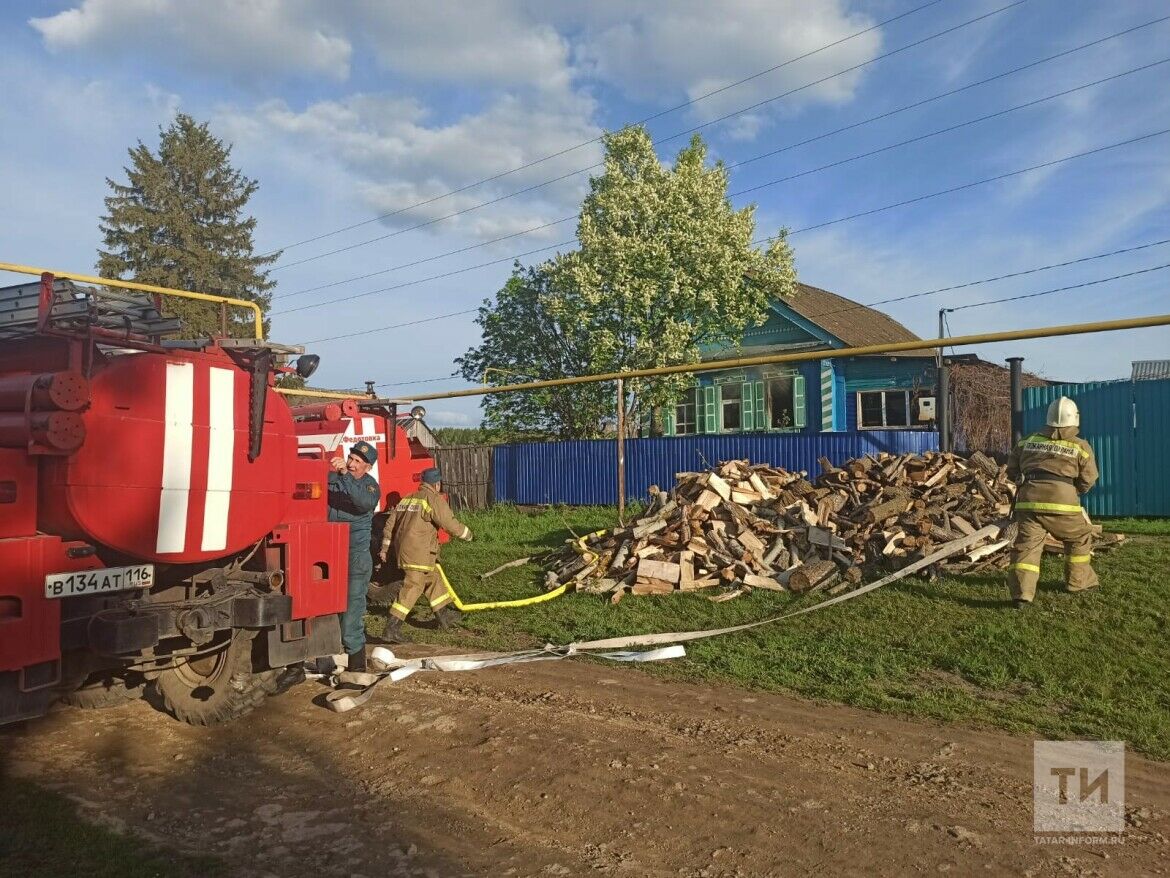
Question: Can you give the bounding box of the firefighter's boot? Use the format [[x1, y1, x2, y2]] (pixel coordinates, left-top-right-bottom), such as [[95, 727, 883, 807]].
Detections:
[[378, 615, 410, 644]]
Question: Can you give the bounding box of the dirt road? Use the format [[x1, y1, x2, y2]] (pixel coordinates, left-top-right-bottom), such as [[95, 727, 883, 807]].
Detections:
[[3, 655, 1167, 877]]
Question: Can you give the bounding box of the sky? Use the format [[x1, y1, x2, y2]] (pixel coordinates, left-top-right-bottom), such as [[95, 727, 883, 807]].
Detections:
[[2, 0, 1168, 426]]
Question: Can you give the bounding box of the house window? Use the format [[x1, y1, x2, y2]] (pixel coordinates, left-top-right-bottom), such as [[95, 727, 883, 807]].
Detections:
[[767, 377, 795, 428], [857, 390, 915, 428], [720, 384, 742, 431], [674, 390, 698, 435]]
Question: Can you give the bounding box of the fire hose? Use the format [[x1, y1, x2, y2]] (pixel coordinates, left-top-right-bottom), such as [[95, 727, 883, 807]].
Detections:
[[321, 526, 999, 713]]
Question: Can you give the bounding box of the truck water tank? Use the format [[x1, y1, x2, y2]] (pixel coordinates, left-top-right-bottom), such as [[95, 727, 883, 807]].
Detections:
[[39, 348, 297, 563]]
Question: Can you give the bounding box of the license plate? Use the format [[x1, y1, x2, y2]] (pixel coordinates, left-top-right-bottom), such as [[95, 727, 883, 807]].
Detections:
[[44, 564, 155, 599]]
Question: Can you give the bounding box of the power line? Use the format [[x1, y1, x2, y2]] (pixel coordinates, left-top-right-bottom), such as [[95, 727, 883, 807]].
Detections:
[[355, 238, 1170, 385], [375, 373, 461, 389], [269, 1, 1026, 273], [303, 308, 479, 345], [729, 56, 1170, 200], [310, 263, 1170, 395], [803, 238, 1170, 318], [947, 263, 1170, 311], [280, 128, 1170, 321], [754, 128, 1170, 242], [277, 240, 575, 316], [262, 0, 951, 258], [273, 17, 1170, 303]]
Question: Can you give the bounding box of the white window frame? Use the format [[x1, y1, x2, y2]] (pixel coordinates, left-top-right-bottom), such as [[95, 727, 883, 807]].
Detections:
[[720, 383, 743, 432], [856, 389, 914, 429], [674, 390, 698, 435]]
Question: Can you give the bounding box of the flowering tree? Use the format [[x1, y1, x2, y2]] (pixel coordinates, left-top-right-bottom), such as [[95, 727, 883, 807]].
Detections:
[[459, 125, 796, 436]]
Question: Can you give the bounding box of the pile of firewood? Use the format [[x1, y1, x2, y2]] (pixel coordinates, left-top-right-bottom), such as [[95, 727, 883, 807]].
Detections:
[[541, 452, 1125, 601]]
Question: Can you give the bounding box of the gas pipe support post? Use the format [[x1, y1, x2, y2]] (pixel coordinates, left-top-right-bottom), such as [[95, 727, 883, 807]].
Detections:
[[615, 377, 626, 521], [1007, 357, 1025, 446]]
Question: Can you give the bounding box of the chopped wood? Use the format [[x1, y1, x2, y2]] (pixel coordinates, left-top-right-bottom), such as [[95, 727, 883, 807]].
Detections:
[[637, 558, 681, 584], [542, 452, 1119, 600]]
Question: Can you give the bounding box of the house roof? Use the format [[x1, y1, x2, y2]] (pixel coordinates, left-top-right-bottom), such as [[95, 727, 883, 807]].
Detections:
[[782, 282, 935, 357], [1132, 360, 1170, 381]]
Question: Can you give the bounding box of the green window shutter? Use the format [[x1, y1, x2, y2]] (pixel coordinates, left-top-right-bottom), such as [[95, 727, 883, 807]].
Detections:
[[754, 381, 765, 431], [664, 407, 676, 436], [741, 382, 754, 431], [703, 386, 717, 433], [792, 375, 807, 428]]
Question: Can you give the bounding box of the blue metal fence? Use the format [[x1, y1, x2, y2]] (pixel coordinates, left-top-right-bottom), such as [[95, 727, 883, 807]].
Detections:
[[1023, 378, 1170, 516], [493, 431, 939, 506]]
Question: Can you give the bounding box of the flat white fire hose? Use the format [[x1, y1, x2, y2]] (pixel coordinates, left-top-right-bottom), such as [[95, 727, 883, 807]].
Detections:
[[322, 526, 998, 713]]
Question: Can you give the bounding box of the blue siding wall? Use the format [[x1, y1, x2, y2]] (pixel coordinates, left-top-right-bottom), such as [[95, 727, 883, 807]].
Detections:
[[494, 431, 940, 505], [1023, 378, 1170, 516]]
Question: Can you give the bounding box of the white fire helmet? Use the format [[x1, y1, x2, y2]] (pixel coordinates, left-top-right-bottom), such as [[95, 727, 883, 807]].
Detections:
[[1046, 396, 1080, 428]]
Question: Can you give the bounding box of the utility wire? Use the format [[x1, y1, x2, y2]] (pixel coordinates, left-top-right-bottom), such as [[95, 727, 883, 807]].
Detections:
[[270, 0, 1026, 272], [375, 373, 461, 389], [304, 308, 480, 344], [273, 18, 1170, 303], [334, 237, 1170, 381], [262, 0, 951, 257], [323, 264, 1170, 392], [801, 238, 1170, 318], [753, 127, 1169, 243], [283, 127, 1170, 321], [947, 263, 1170, 310]]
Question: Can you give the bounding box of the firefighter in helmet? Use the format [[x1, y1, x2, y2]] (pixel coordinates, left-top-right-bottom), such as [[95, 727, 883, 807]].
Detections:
[[328, 441, 380, 671], [1005, 396, 1099, 608], [377, 467, 472, 642]]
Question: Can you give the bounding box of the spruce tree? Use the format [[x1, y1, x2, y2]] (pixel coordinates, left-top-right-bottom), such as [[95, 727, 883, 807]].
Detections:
[[98, 113, 278, 337]]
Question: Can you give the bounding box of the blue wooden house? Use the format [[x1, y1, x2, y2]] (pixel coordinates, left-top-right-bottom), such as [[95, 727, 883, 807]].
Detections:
[[657, 283, 938, 435]]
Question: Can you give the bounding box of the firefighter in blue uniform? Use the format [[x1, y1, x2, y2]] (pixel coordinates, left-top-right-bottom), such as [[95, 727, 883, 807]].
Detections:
[[327, 441, 380, 672]]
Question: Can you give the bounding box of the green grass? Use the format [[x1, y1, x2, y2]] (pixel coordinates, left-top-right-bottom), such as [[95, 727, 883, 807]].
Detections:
[[378, 505, 1170, 759], [1099, 516, 1170, 536], [0, 777, 226, 878]]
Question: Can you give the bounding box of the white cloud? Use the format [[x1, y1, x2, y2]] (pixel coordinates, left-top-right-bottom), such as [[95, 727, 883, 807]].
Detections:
[[353, 0, 571, 92], [30, 0, 352, 80], [219, 89, 601, 241], [561, 0, 881, 134]]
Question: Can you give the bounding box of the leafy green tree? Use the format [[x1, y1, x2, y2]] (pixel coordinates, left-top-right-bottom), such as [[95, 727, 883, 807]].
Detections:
[[98, 113, 277, 337], [458, 125, 796, 437], [456, 264, 615, 440]]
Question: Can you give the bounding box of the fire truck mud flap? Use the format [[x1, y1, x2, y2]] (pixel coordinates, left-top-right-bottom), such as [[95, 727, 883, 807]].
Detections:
[[262, 613, 341, 669]]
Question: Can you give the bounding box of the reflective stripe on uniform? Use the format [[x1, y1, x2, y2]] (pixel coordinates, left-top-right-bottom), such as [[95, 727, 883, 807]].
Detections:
[[395, 497, 432, 513], [1019, 434, 1090, 458], [1010, 562, 1041, 573], [429, 592, 452, 609], [402, 562, 434, 572], [391, 602, 411, 616], [1067, 554, 1092, 563], [1015, 501, 1084, 514]]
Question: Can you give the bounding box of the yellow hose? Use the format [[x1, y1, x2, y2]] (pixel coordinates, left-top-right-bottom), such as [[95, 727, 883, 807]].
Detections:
[[435, 530, 607, 612], [436, 563, 566, 611]]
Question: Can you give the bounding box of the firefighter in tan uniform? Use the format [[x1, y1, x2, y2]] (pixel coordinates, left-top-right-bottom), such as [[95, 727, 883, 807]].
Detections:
[[1006, 396, 1099, 608], [377, 467, 472, 642]]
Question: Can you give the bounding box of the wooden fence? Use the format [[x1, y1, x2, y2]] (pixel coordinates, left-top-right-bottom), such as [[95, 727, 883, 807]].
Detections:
[[431, 445, 494, 510]]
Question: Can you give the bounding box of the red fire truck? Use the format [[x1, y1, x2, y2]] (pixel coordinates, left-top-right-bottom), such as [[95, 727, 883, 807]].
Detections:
[[0, 273, 436, 726]]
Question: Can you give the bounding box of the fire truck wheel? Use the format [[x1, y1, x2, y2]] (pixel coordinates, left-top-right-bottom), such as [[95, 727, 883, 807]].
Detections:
[[61, 672, 145, 710], [152, 629, 276, 726]]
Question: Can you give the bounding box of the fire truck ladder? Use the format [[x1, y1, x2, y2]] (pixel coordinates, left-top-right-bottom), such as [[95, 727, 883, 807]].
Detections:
[[0, 276, 183, 342]]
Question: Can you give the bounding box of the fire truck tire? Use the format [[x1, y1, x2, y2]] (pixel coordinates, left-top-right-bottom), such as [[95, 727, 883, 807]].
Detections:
[[152, 630, 276, 726], [61, 672, 145, 710]]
